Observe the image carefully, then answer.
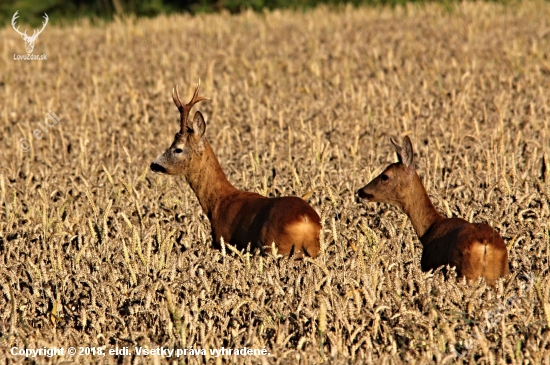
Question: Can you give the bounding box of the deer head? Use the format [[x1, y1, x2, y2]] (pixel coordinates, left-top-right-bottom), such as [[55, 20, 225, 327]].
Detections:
[[357, 136, 416, 207], [12, 11, 49, 54], [150, 81, 209, 175]]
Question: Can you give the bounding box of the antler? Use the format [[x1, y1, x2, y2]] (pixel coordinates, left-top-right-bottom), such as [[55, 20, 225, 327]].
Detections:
[[30, 13, 49, 40], [11, 11, 27, 38], [11, 12, 48, 40], [173, 80, 209, 133]]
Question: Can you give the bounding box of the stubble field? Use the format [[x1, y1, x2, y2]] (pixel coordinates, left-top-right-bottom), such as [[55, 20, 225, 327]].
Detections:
[[1, 1, 550, 363]]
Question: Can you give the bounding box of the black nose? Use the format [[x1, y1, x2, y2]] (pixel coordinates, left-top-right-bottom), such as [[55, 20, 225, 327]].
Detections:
[[150, 163, 167, 173], [356, 188, 373, 200]]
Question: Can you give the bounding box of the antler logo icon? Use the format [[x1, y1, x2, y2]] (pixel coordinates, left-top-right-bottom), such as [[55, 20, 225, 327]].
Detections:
[[11, 11, 49, 54]]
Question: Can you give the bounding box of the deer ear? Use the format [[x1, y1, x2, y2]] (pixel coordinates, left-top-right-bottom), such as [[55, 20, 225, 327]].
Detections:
[[390, 136, 414, 169], [190, 111, 206, 139], [401, 136, 414, 169], [390, 137, 404, 164]]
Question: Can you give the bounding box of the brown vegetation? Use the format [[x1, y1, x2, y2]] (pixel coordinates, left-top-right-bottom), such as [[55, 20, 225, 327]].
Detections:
[[1, 1, 550, 363]]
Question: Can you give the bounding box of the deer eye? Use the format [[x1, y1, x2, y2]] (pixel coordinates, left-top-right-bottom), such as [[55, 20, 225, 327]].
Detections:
[[381, 174, 389, 181], [174, 148, 183, 154]]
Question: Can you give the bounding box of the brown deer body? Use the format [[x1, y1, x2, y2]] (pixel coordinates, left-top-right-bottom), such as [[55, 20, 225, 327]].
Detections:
[[356, 136, 509, 285], [150, 82, 321, 257]]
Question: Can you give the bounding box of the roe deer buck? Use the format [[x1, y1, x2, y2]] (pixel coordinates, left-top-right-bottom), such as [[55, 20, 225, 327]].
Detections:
[[356, 136, 509, 285], [150, 81, 321, 257]]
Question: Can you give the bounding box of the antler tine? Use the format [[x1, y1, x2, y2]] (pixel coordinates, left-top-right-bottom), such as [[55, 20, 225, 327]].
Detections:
[[37, 13, 48, 34], [172, 84, 183, 112], [178, 80, 210, 133], [11, 11, 28, 37]]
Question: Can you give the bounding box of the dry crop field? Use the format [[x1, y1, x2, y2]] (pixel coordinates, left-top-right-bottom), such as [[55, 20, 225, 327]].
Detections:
[[1, 1, 550, 363]]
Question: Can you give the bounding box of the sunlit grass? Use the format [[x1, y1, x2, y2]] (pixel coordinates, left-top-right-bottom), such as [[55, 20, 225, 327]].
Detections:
[[0, 1, 549, 363]]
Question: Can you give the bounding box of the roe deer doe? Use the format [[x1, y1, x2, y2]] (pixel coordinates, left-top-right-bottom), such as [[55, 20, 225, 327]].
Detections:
[[356, 136, 509, 285], [150, 81, 321, 257]]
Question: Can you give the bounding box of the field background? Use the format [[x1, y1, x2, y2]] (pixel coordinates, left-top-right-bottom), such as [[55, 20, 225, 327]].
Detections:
[[1, 1, 550, 363], [0, 0, 479, 26]]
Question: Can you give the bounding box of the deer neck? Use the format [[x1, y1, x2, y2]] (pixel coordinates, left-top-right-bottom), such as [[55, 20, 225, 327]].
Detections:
[[401, 173, 445, 241], [184, 141, 237, 217]]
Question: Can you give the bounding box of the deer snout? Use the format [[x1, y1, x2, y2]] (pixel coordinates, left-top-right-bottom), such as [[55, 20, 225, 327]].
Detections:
[[150, 162, 167, 174], [356, 188, 374, 201]]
